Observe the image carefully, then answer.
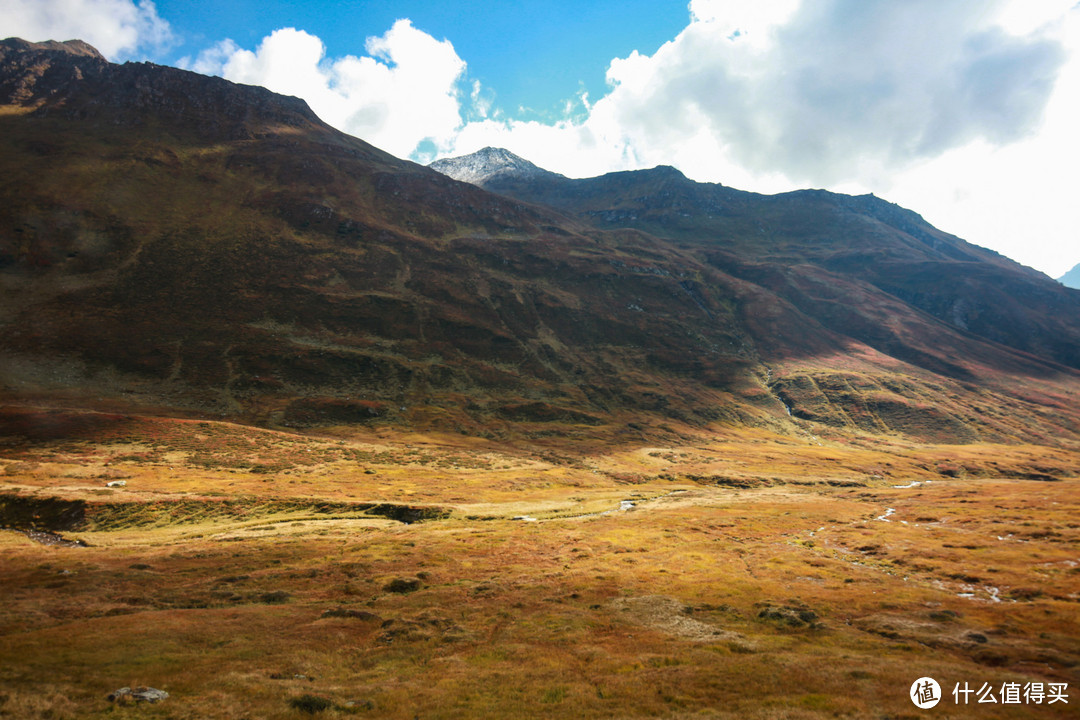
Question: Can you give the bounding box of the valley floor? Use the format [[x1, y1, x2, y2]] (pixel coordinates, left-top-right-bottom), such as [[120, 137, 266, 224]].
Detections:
[[0, 408, 1078, 718]]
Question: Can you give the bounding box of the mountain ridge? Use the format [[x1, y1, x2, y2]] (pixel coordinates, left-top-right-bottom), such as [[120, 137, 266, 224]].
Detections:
[[1, 39, 1079, 446], [429, 147, 1080, 371], [429, 147, 1035, 276]]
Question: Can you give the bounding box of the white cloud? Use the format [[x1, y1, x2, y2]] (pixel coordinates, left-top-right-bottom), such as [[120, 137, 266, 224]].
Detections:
[[688, 0, 800, 42], [177, 4, 1076, 275], [996, 0, 1076, 35], [437, 0, 1078, 276], [443, 1, 1067, 182], [193, 20, 466, 159], [885, 2, 1080, 277], [0, 0, 173, 60], [586, 0, 1066, 187], [180, 38, 240, 77]]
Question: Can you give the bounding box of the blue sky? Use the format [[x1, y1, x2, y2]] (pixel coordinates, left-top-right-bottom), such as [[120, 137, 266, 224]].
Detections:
[[2, 0, 1078, 277], [154, 0, 688, 121]]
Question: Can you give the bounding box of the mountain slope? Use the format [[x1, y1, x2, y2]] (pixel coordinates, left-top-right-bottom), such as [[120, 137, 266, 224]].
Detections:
[[432, 149, 1080, 374], [1, 39, 1079, 445]]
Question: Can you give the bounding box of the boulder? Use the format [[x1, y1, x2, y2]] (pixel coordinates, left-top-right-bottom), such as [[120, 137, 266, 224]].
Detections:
[[107, 686, 168, 704]]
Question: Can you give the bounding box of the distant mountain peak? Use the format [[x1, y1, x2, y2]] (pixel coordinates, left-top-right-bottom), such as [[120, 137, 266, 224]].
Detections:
[[1059, 263, 1080, 289], [429, 146, 564, 186]]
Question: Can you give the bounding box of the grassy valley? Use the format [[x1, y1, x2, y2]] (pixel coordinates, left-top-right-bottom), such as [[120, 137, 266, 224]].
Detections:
[[1, 408, 1078, 718]]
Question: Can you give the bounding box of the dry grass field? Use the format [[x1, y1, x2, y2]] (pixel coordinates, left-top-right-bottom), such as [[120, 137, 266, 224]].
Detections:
[[1, 407, 1078, 718]]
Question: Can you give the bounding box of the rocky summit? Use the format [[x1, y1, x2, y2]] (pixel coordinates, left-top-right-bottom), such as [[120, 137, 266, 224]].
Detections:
[[428, 146, 564, 186]]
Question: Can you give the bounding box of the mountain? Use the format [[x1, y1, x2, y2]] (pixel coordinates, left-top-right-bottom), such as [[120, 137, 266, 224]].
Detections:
[[2, 38, 1079, 445], [429, 146, 564, 186], [1059, 263, 1080, 289], [430, 149, 1080, 375]]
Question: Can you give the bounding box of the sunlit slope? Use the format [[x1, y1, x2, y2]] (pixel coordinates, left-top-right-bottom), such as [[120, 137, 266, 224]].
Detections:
[[1, 39, 1079, 444]]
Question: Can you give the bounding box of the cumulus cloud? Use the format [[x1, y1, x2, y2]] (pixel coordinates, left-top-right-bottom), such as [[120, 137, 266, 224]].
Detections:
[[751, 0, 1065, 183], [175, 3, 1075, 274], [0, 0, 173, 60], [435, 0, 1077, 277], [688, 0, 800, 42], [191, 20, 466, 159], [884, 2, 1080, 277], [557, 0, 1062, 187], [180, 3, 1066, 187], [183, 38, 240, 77]]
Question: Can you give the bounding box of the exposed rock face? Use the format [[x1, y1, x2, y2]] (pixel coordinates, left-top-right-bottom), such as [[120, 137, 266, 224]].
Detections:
[[0, 38, 107, 107], [1, 38, 104, 59]]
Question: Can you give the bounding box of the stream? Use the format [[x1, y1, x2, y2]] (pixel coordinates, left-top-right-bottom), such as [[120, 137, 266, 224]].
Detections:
[[4, 527, 88, 547], [512, 490, 686, 523]]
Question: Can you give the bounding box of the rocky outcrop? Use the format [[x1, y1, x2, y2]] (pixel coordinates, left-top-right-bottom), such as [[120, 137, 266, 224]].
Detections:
[[107, 686, 168, 704]]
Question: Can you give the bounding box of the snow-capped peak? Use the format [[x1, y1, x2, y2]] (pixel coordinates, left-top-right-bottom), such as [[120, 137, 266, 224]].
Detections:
[[428, 147, 563, 186]]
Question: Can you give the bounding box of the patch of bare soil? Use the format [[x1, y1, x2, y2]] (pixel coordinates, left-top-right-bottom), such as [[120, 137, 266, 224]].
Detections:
[[855, 613, 979, 649], [610, 594, 754, 649]]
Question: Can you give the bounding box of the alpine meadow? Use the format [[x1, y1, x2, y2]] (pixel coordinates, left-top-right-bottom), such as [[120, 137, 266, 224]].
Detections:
[[1, 29, 1078, 720]]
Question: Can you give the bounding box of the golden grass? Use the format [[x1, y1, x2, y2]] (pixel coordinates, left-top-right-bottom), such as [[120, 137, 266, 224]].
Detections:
[[1, 411, 1078, 718]]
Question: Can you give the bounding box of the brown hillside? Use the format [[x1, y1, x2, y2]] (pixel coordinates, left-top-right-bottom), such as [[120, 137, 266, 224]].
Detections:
[[1, 39, 1079, 446]]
